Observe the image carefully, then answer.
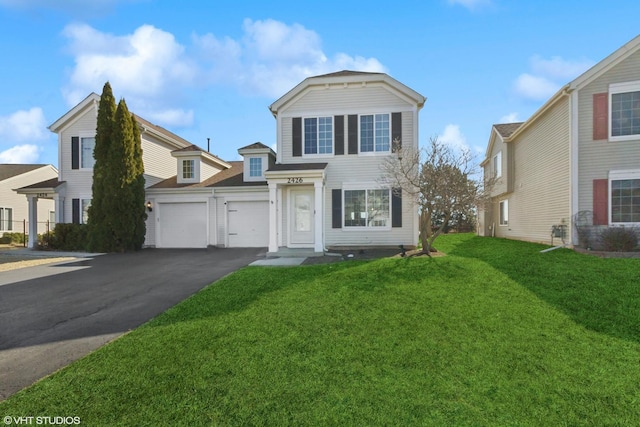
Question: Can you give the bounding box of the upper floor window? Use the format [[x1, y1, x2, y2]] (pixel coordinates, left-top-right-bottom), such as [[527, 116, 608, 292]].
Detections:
[[81, 137, 95, 169], [360, 114, 390, 153], [249, 157, 262, 177], [493, 151, 502, 178], [304, 117, 332, 154], [609, 81, 640, 140], [182, 159, 195, 179]]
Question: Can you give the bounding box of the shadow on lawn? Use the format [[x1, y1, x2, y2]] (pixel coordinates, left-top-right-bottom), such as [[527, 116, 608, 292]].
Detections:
[[444, 234, 640, 344]]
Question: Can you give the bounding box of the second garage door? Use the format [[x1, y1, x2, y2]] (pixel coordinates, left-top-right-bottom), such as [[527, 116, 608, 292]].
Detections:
[[227, 201, 269, 247], [159, 202, 208, 248]]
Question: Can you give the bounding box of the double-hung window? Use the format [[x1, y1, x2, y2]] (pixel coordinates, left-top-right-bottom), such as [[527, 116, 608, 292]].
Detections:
[[610, 171, 640, 224], [360, 114, 390, 153], [82, 199, 91, 224], [81, 137, 95, 169], [344, 188, 390, 228], [493, 151, 502, 178], [304, 117, 332, 154], [0, 207, 13, 231], [499, 200, 509, 226], [610, 81, 640, 140]]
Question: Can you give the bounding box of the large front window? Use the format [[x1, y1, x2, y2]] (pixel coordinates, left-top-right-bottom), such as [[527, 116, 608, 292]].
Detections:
[[611, 178, 640, 223], [360, 114, 390, 153], [344, 189, 390, 227], [304, 117, 332, 154], [81, 137, 95, 169]]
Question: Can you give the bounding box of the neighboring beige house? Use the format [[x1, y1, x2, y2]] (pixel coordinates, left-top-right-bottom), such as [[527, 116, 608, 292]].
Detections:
[[1, 164, 57, 238], [480, 34, 640, 247], [20, 71, 425, 251]]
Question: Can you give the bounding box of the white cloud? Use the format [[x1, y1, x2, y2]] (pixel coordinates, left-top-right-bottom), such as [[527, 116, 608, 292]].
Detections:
[[447, 0, 492, 10], [513, 55, 594, 101], [0, 108, 48, 142], [439, 124, 469, 151], [194, 18, 387, 98], [61, 20, 386, 129], [0, 144, 40, 163], [499, 112, 521, 123]]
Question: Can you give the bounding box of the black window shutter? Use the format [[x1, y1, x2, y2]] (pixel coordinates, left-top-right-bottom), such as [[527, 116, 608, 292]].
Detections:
[[292, 117, 302, 157], [334, 115, 344, 155], [72, 199, 80, 224], [71, 136, 80, 169], [392, 112, 402, 152], [332, 189, 342, 228], [391, 188, 402, 228], [348, 115, 358, 154]]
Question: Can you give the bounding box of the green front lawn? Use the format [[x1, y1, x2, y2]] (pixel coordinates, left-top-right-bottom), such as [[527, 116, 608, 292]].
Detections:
[[1, 234, 639, 425]]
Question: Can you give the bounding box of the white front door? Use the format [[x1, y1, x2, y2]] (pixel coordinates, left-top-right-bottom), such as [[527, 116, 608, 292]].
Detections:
[[289, 188, 314, 246]]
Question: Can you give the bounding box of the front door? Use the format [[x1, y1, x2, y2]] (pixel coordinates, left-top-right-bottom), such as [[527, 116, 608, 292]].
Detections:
[[289, 188, 314, 246]]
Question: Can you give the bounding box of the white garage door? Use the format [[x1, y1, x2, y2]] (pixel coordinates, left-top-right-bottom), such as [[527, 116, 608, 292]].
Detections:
[[228, 201, 269, 247], [159, 202, 208, 248]]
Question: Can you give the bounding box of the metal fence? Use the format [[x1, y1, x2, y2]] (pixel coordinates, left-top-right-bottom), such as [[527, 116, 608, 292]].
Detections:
[[0, 220, 55, 247]]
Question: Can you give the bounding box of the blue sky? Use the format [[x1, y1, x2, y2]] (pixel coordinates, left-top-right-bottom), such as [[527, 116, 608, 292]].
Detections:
[[0, 0, 639, 166]]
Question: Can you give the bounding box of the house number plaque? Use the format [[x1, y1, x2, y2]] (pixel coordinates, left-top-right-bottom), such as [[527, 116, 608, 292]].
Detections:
[[287, 177, 304, 184]]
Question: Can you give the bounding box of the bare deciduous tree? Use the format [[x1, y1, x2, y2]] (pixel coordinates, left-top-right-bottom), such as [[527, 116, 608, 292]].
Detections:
[[382, 136, 491, 255]]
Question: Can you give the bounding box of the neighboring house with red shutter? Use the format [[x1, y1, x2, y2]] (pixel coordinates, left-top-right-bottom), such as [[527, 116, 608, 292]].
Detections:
[[479, 34, 640, 247], [19, 71, 426, 251]]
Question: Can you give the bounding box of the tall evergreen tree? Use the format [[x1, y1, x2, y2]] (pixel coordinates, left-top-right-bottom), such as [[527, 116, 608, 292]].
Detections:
[[110, 99, 146, 251], [87, 82, 117, 252]]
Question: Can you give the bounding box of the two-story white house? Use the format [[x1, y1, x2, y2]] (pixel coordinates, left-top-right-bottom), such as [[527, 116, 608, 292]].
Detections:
[[480, 34, 640, 248], [20, 71, 425, 252]]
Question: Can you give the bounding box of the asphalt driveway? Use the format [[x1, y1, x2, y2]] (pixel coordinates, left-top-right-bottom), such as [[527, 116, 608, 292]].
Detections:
[[0, 247, 265, 400]]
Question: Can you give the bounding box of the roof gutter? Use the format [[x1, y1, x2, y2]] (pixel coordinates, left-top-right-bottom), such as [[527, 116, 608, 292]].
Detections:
[[505, 84, 572, 142]]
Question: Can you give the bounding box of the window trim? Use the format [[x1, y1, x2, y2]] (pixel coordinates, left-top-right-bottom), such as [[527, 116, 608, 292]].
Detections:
[[493, 151, 502, 178], [609, 81, 640, 142], [342, 185, 391, 229], [80, 135, 96, 170], [302, 116, 334, 156], [609, 169, 640, 225], [499, 199, 509, 226], [359, 113, 391, 155]]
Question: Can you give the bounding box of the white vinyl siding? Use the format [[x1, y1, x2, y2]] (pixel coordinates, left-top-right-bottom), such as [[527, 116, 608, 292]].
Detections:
[[577, 49, 640, 217]]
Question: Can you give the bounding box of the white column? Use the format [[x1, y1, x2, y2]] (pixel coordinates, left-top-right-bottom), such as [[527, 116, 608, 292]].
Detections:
[[54, 195, 64, 224], [314, 181, 323, 252], [27, 195, 38, 249], [268, 183, 278, 252]]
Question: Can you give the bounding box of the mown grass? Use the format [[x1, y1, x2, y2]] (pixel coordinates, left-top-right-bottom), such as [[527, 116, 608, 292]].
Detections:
[[1, 234, 639, 426]]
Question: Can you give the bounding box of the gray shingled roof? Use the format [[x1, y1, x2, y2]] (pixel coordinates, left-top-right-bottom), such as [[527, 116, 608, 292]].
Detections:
[[0, 164, 48, 181], [267, 163, 328, 172], [16, 178, 65, 190], [312, 70, 384, 79], [494, 122, 524, 138], [149, 161, 267, 189], [239, 142, 271, 150]]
